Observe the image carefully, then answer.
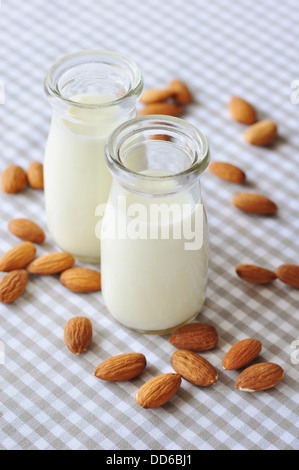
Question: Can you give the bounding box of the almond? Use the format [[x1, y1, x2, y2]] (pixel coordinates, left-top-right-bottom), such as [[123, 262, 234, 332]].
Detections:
[[222, 339, 262, 370], [235, 362, 284, 392], [228, 96, 257, 125], [27, 162, 44, 190], [276, 264, 299, 288], [27, 252, 75, 275], [140, 89, 175, 104], [60, 267, 101, 293], [1, 165, 27, 194], [232, 193, 278, 214], [138, 103, 183, 117], [0, 269, 28, 304], [9, 218, 46, 244], [244, 120, 277, 146], [171, 349, 218, 386], [0, 242, 36, 272], [168, 79, 192, 105], [95, 353, 146, 382], [64, 316, 92, 355], [209, 162, 246, 184], [235, 264, 277, 284], [169, 323, 218, 352], [135, 373, 181, 409]]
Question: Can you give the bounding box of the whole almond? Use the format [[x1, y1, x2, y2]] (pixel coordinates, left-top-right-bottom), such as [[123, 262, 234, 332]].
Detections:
[[95, 353, 146, 382], [60, 267, 101, 293], [9, 218, 46, 244], [232, 193, 278, 214], [27, 162, 44, 190], [276, 264, 299, 288], [0, 269, 28, 304], [64, 316, 92, 355], [135, 373, 181, 409], [209, 162, 246, 184], [138, 103, 183, 117], [171, 349, 218, 386], [235, 362, 284, 392], [244, 120, 277, 146], [0, 242, 36, 272], [1, 165, 27, 194], [228, 96, 257, 124], [236, 264, 277, 284], [140, 89, 175, 104], [169, 79, 192, 105], [27, 252, 75, 275], [169, 323, 218, 352], [222, 339, 262, 370]]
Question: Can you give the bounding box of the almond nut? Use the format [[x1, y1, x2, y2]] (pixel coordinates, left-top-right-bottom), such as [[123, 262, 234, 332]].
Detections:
[[235, 264, 277, 284], [1, 165, 27, 194], [276, 264, 299, 288], [95, 353, 146, 382], [232, 193, 278, 214], [171, 349, 218, 386], [244, 120, 277, 146], [222, 339, 262, 370], [135, 373, 181, 409], [235, 362, 284, 392], [140, 89, 175, 104], [64, 316, 92, 355], [169, 323, 218, 352], [138, 103, 183, 117], [0, 242, 36, 272], [168, 79, 192, 105], [209, 162, 246, 184], [9, 218, 46, 244], [27, 252, 75, 275], [228, 96, 257, 125], [27, 162, 44, 190], [60, 267, 101, 293], [0, 269, 28, 304]]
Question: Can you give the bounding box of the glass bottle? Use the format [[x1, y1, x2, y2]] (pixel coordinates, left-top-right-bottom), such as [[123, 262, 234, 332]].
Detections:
[[101, 116, 210, 334], [43, 50, 143, 263]]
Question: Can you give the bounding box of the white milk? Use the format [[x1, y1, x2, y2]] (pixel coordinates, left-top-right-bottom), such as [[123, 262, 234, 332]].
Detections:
[[101, 172, 208, 333], [44, 94, 129, 261]]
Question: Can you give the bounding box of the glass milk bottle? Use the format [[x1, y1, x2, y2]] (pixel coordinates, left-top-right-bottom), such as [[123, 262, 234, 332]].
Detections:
[[43, 50, 143, 262], [101, 116, 210, 334]]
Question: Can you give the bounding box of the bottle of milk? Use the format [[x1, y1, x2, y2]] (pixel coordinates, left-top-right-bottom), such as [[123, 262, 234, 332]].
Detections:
[[101, 116, 210, 334], [43, 50, 143, 262]]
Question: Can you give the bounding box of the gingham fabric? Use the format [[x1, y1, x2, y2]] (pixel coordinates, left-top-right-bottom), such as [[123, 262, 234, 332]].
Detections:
[[0, 0, 298, 451]]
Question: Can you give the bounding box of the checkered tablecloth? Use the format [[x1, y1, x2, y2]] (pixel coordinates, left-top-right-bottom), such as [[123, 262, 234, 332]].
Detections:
[[0, 0, 298, 451]]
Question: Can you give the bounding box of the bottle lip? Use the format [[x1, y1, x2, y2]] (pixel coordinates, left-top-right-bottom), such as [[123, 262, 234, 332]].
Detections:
[[105, 115, 210, 194], [44, 49, 143, 109]]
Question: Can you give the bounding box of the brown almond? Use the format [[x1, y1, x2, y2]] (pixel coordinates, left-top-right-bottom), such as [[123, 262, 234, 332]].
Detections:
[[276, 264, 299, 288], [64, 316, 92, 355], [209, 161, 246, 184], [244, 120, 277, 146], [95, 353, 146, 382], [169, 323, 218, 352], [140, 89, 175, 104], [9, 218, 46, 244], [0, 269, 28, 304], [232, 193, 278, 214], [228, 96, 257, 125], [1, 165, 27, 194], [236, 264, 277, 284], [135, 373, 181, 409], [27, 252, 75, 275], [222, 339, 262, 370], [60, 267, 101, 293], [168, 79, 192, 105], [27, 162, 44, 190], [171, 349, 218, 386], [138, 103, 183, 117], [0, 242, 36, 272], [235, 362, 284, 392]]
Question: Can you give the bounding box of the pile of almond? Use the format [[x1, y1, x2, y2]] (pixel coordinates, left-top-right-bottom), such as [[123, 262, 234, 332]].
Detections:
[[1, 161, 44, 194]]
